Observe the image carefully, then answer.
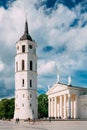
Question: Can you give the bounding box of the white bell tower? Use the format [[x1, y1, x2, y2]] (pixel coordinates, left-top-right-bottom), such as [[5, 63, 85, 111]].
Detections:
[[14, 20, 38, 120]]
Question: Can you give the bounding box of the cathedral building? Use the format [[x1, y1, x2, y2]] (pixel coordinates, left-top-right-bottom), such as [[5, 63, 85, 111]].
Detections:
[[14, 20, 38, 120], [46, 76, 87, 119]]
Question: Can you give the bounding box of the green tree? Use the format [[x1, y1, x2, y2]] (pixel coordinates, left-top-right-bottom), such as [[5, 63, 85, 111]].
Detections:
[[0, 98, 14, 119], [38, 94, 48, 118]]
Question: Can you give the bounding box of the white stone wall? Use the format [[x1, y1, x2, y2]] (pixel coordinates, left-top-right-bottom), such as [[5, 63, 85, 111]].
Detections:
[[14, 39, 38, 120], [78, 95, 87, 118]]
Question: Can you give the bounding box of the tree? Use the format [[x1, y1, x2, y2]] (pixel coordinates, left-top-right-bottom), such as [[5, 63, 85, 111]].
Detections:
[[0, 98, 14, 119], [38, 94, 48, 118]]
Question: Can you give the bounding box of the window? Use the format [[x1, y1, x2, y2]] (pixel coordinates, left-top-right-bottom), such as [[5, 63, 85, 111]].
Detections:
[[22, 79, 24, 87], [22, 104, 24, 107], [30, 94, 32, 98], [22, 60, 25, 70], [30, 80, 32, 87], [30, 103, 32, 107], [29, 45, 32, 49], [23, 94, 25, 98], [30, 60, 33, 70], [16, 62, 18, 72], [22, 45, 25, 53], [32, 110, 34, 114]]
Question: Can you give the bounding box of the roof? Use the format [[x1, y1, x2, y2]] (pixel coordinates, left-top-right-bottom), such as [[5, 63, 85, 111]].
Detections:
[[20, 20, 32, 41], [57, 82, 87, 89], [46, 82, 87, 95]]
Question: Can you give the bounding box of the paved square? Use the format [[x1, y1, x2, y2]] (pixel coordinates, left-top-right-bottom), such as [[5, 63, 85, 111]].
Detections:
[[0, 120, 87, 130]]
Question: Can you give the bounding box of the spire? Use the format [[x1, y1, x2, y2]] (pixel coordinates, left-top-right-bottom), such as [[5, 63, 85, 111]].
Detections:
[[25, 20, 29, 35], [20, 19, 32, 41]]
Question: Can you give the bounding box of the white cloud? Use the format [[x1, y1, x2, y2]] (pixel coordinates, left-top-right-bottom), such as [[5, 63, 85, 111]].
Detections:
[[0, 0, 87, 97], [0, 61, 4, 72], [38, 60, 57, 75]]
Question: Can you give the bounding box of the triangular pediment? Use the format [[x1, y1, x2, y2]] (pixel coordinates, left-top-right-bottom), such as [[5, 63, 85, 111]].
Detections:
[[46, 83, 68, 95]]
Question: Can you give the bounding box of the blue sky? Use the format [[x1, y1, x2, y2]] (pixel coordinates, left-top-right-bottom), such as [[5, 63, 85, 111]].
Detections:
[[0, 0, 87, 98]]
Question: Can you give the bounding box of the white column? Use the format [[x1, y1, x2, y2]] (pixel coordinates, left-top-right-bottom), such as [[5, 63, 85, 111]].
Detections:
[[71, 98, 73, 118], [58, 102, 60, 118], [60, 95, 62, 118], [57, 97, 60, 118], [68, 94, 71, 118], [64, 94, 66, 119], [48, 98, 51, 117], [74, 95, 78, 119], [52, 98, 54, 117], [54, 97, 57, 118], [50, 98, 52, 117]]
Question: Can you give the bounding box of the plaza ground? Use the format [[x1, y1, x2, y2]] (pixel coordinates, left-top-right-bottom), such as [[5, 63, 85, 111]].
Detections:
[[0, 120, 87, 130]]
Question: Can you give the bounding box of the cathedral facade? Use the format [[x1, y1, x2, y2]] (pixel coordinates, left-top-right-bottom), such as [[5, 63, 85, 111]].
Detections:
[[46, 79, 87, 119]]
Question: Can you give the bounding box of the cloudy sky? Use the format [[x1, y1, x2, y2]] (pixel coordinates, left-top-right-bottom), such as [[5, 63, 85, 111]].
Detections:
[[0, 0, 87, 98]]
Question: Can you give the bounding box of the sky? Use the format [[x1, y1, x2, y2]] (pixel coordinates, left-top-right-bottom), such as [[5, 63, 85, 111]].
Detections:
[[0, 0, 87, 98]]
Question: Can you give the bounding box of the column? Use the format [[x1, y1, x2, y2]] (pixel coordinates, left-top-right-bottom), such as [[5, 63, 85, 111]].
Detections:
[[60, 95, 62, 118], [53, 97, 55, 117], [64, 94, 66, 119], [50, 98, 52, 118], [57, 97, 60, 118], [68, 94, 71, 118], [56, 96, 60, 118], [71, 98, 73, 118], [54, 97, 57, 118], [74, 95, 78, 119], [48, 98, 51, 117], [52, 98, 54, 117]]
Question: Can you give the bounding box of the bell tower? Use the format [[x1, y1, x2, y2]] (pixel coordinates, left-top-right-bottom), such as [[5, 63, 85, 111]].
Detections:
[[14, 20, 38, 119]]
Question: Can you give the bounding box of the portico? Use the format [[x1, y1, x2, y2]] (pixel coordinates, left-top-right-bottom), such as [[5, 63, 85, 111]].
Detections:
[[48, 93, 78, 119], [47, 83, 87, 119]]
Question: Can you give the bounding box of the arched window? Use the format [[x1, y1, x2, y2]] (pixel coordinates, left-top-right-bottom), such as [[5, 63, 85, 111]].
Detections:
[[22, 79, 24, 87], [30, 80, 32, 87], [30, 103, 32, 107], [30, 94, 32, 98], [16, 62, 18, 72], [22, 103, 24, 107], [30, 60, 33, 70], [23, 94, 25, 98], [22, 45, 25, 53], [22, 60, 25, 70]]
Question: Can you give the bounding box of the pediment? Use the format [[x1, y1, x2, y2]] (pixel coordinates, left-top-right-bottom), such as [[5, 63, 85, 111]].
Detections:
[[46, 83, 68, 95]]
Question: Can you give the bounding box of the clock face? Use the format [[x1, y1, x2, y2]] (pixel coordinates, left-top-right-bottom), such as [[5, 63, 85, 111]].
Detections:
[[29, 45, 32, 49]]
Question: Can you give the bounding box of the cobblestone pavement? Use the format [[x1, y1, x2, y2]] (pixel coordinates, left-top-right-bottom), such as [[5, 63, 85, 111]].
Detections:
[[0, 120, 87, 130]]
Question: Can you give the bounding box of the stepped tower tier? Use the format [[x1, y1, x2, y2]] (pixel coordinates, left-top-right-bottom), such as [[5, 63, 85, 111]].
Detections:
[[14, 20, 38, 120]]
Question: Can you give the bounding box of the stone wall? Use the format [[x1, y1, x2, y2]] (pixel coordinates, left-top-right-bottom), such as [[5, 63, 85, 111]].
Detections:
[[79, 95, 87, 118]]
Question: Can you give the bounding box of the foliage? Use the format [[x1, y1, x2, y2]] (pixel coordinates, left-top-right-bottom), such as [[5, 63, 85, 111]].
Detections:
[[38, 94, 48, 118], [0, 94, 48, 119], [0, 98, 14, 119]]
